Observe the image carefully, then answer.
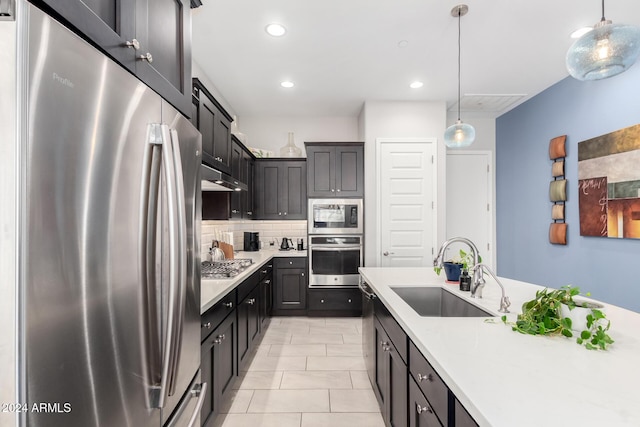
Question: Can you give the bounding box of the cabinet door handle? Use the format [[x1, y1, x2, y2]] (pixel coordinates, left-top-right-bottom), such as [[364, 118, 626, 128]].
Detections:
[[383, 346, 391, 352], [416, 403, 433, 414], [125, 39, 140, 50], [331, 189, 335, 192], [264, 280, 271, 285], [347, 299, 352, 303], [301, 273, 304, 277], [320, 299, 325, 303], [224, 302, 233, 308], [217, 334, 225, 341], [247, 298, 256, 305], [202, 322, 211, 329], [418, 373, 434, 382], [139, 52, 153, 63], [283, 212, 287, 216], [213, 338, 221, 344], [337, 189, 341, 192], [262, 270, 268, 274], [380, 341, 388, 347]]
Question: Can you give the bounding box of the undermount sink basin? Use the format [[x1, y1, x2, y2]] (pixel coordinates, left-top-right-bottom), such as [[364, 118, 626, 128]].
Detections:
[[391, 286, 493, 317]]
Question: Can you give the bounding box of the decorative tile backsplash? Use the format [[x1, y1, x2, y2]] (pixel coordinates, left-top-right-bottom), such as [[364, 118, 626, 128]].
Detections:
[[201, 220, 307, 257]]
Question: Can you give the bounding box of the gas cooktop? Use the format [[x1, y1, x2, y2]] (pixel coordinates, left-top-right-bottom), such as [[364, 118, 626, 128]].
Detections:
[[201, 259, 253, 279]]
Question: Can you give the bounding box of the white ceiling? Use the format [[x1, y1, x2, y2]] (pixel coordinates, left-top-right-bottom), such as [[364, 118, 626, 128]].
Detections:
[[191, 0, 640, 117]]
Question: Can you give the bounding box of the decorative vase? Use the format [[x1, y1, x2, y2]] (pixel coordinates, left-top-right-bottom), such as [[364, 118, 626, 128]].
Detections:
[[279, 131, 302, 157], [443, 262, 463, 283]]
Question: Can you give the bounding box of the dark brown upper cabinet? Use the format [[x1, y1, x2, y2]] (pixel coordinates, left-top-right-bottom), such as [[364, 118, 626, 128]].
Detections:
[[35, 0, 192, 117], [305, 142, 364, 198]]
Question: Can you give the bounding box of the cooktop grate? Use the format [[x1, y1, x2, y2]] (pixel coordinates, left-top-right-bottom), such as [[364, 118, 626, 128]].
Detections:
[[201, 259, 253, 279]]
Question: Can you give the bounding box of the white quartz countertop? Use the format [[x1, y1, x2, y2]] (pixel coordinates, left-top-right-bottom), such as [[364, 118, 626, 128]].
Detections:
[[359, 267, 640, 427], [200, 249, 306, 314]]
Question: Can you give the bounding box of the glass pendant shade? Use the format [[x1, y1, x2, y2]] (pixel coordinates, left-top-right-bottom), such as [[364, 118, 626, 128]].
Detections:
[[566, 21, 640, 81], [444, 120, 475, 148]]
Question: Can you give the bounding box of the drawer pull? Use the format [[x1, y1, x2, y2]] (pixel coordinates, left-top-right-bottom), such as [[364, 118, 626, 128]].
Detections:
[[320, 299, 325, 303], [202, 322, 212, 329], [347, 299, 352, 303], [224, 302, 233, 308], [217, 334, 225, 341], [261, 270, 268, 274], [383, 346, 391, 352], [247, 298, 256, 305], [380, 341, 388, 347], [418, 373, 434, 382], [416, 403, 433, 414]]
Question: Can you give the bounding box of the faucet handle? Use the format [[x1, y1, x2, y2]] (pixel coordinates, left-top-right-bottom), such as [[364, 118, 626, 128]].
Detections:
[[500, 296, 511, 313]]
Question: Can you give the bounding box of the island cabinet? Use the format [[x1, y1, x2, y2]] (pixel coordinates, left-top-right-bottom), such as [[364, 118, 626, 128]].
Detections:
[[272, 257, 307, 315], [305, 142, 364, 198], [408, 342, 449, 427], [36, 0, 192, 116], [373, 300, 408, 427], [192, 78, 233, 174], [200, 290, 237, 427], [254, 159, 307, 220]]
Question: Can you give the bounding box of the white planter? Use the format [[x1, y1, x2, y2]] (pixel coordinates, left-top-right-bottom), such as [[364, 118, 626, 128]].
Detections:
[[560, 300, 605, 332]]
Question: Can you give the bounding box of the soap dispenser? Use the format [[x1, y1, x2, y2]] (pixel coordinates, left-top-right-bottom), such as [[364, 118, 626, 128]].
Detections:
[[459, 270, 471, 292]]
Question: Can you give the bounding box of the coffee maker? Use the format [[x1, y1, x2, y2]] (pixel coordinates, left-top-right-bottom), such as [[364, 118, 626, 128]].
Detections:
[[243, 232, 259, 251]]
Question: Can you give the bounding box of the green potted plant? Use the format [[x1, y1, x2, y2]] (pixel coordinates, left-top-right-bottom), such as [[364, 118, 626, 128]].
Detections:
[[500, 285, 614, 350], [434, 249, 479, 282]]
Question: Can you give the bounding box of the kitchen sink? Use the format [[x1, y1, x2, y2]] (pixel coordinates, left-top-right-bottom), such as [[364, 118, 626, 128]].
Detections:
[[390, 286, 494, 317]]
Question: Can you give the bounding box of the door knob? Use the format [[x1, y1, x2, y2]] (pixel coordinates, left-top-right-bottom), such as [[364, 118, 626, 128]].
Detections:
[[383, 251, 395, 256]]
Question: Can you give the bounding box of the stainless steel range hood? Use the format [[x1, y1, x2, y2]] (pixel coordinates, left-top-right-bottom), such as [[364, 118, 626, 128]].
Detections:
[[201, 163, 247, 192]]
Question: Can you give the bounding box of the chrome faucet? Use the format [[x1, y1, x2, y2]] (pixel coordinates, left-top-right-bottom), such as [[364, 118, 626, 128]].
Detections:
[[471, 263, 510, 313], [433, 237, 482, 291]]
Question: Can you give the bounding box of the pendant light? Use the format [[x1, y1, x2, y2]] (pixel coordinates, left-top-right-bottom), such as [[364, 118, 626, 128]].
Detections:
[[566, 0, 640, 81], [444, 4, 475, 149]]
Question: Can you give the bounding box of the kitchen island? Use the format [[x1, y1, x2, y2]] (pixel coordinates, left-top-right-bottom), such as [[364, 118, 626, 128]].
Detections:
[[359, 267, 640, 427]]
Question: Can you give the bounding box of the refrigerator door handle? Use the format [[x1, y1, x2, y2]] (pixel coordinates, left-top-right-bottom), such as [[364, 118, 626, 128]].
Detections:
[[187, 381, 207, 427], [167, 127, 188, 397], [157, 123, 181, 408], [140, 124, 164, 407]]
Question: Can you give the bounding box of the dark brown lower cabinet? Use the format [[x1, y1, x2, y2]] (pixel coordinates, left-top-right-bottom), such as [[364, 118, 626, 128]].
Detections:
[[201, 311, 236, 427], [409, 377, 442, 427], [273, 257, 307, 315], [307, 288, 362, 316], [238, 286, 260, 371], [373, 317, 408, 427]]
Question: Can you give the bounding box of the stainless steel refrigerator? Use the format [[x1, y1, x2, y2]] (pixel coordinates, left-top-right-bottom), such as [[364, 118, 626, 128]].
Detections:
[[0, 2, 204, 426]]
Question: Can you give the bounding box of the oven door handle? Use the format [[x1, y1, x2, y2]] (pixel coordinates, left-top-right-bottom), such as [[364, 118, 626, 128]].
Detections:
[[309, 245, 362, 250]]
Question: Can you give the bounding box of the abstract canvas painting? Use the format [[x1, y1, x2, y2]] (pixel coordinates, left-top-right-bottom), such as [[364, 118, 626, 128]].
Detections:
[[578, 124, 640, 239]]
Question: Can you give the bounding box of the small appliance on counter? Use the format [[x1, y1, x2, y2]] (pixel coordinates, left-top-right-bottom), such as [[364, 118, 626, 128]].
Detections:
[[280, 237, 294, 251], [243, 232, 260, 251]]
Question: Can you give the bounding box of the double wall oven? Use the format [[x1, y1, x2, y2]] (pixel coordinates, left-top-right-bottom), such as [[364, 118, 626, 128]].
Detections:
[[308, 199, 363, 288]]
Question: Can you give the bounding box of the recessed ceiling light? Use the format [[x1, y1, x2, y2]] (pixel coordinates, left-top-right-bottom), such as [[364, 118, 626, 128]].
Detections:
[[410, 81, 424, 89], [571, 27, 593, 39], [265, 23, 286, 37], [280, 81, 294, 88], [398, 40, 409, 48]]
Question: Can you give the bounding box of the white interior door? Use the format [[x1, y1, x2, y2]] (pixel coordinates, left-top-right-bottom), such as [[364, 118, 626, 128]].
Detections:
[[377, 139, 437, 267], [446, 151, 493, 268]]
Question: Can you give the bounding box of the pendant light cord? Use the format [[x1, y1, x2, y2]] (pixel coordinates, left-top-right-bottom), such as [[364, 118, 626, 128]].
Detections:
[[601, 0, 606, 22], [457, 7, 461, 121]]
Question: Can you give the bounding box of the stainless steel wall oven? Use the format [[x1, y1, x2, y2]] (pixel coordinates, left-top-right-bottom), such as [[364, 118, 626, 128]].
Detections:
[[308, 235, 363, 288]]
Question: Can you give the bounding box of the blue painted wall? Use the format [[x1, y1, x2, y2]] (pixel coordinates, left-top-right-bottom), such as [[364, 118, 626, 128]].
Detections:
[[496, 64, 640, 312]]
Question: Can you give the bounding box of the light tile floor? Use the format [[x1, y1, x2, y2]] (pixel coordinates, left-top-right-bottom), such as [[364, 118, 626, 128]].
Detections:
[[213, 316, 385, 427]]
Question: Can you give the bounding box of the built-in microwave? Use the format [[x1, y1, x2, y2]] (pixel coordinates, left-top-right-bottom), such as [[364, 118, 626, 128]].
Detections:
[[308, 198, 363, 234]]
